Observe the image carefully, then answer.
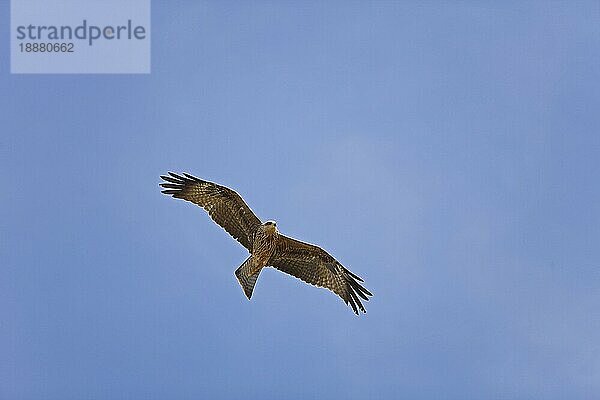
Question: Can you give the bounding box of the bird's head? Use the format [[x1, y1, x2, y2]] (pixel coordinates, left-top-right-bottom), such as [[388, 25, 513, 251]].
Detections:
[[264, 220, 277, 232]]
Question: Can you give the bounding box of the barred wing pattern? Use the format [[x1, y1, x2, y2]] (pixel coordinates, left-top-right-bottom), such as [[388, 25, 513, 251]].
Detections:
[[270, 235, 372, 314], [160, 173, 262, 251]]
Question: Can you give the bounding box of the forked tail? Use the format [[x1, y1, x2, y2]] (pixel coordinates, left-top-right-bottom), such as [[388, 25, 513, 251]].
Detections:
[[235, 256, 262, 300]]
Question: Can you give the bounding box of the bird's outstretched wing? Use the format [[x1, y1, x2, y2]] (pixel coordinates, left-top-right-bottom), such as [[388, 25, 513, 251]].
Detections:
[[269, 235, 372, 314], [160, 172, 262, 251]]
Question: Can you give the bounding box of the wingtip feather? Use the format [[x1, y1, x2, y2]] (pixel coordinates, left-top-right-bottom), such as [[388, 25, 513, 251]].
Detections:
[[183, 172, 201, 182]]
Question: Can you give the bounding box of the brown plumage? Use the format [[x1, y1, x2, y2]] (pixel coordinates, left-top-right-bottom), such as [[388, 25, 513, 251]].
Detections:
[[160, 172, 372, 314]]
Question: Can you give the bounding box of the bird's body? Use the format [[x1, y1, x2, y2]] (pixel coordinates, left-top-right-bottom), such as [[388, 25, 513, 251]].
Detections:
[[160, 172, 372, 314], [250, 222, 278, 274]]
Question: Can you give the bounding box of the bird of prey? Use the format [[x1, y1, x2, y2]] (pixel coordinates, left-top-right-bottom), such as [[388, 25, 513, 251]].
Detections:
[[159, 172, 372, 314]]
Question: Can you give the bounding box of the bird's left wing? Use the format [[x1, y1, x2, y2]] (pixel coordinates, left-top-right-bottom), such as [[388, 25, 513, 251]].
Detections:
[[160, 172, 262, 251], [269, 235, 372, 314]]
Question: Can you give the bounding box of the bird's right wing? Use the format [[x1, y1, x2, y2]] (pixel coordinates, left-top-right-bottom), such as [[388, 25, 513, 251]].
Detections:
[[160, 172, 262, 251], [270, 235, 372, 314]]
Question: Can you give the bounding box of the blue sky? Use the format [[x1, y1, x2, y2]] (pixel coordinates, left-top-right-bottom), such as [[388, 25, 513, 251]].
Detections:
[[2, 2, 599, 399]]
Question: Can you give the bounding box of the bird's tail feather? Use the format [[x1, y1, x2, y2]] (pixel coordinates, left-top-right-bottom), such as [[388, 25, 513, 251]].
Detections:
[[235, 256, 262, 300]]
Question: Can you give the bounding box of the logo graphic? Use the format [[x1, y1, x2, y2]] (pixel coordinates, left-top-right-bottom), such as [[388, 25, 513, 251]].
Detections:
[[11, 0, 151, 74]]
